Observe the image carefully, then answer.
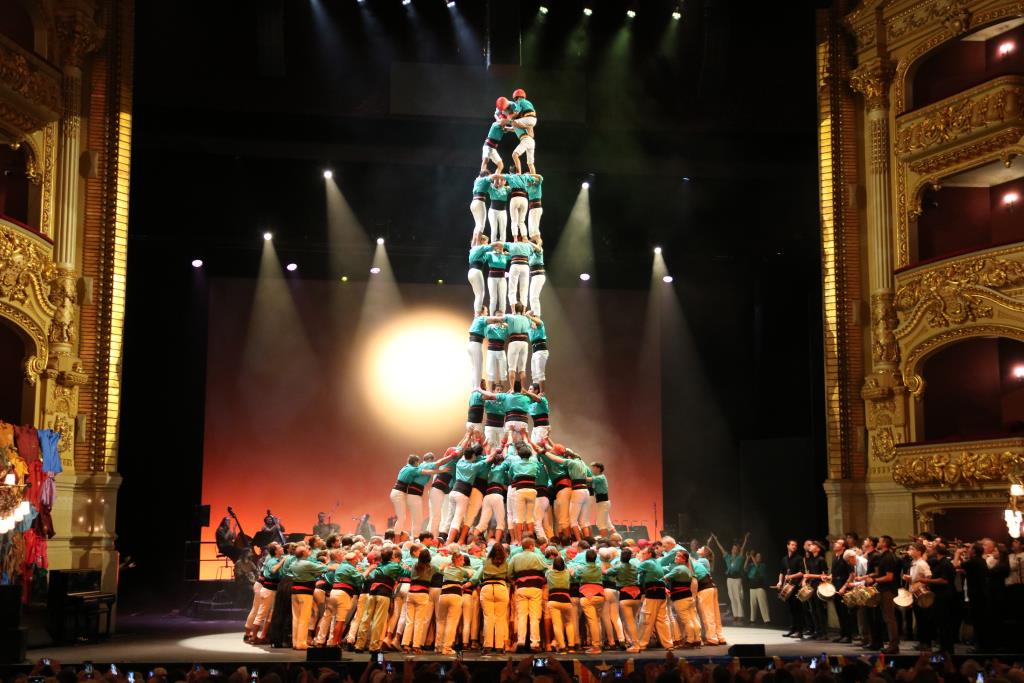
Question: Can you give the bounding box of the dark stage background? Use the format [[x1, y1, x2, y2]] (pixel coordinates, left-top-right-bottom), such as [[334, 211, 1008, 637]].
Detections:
[[114, 0, 830, 609], [197, 278, 663, 576]]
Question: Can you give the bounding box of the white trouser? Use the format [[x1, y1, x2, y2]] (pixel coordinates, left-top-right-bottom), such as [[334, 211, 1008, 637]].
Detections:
[[727, 577, 745, 619], [528, 206, 543, 238], [448, 490, 471, 530], [506, 486, 518, 528], [439, 490, 455, 536], [595, 500, 612, 531], [507, 263, 530, 307], [509, 197, 529, 238], [513, 487, 537, 524], [584, 493, 596, 527], [515, 587, 543, 647], [481, 144, 501, 167], [507, 339, 529, 373], [405, 494, 423, 536], [488, 208, 507, 243], [438, 593, 463, 652], [245, 581, 263, 630], [467, 340, 483, 390], [568, 488, 589, 529], [470, 199, 487, 234], [554, 486, 571, 532], [602, 588, 625, 645], [468, 268, 485, 314], [486, 348, 508, 382], [534, 494, 552, 540], [513, 136, 536, 165], [749, 587, 770, 623], [528, 272, 545, 315], [390, 488, 408, 535], [516, 116, 538, 128], [429, 485, 448, 538], [531, 425, 550, 444], [487, 276, 507, 315], [387, 582, 410, 635], [476, 491, 506, 532], [484, 425, 503, 450], [467, 487, 484, 528], [531, 349, 548, 383]]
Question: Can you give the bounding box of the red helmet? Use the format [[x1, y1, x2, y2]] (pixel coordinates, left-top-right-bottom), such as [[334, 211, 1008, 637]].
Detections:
[[496, 96, 509, 110], [512, 88, 526, 99]]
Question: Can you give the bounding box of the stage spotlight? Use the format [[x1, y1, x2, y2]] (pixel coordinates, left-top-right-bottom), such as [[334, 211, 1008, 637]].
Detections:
[[191, 259, 203, 268], [437, 279, 444, 284], [447, 0, 455, 6], [627, 9, 636, 18], [682, 176, 691, 182], [579, 272, 591, 281], [286, 263, 298, 272], [341, 276, 349, 282], [402, 0, 411, 5], [370, 266, 382, 274], [581, 181, 590, 189], [323, 169, 333, 179], [263, 232, 273, 241], [583, 7, 592, 16], [377, 236, 385, 245], [672, 10, 681, 19], [663, 275, 674, 283], [653, 246, 662, 255], [539, 5, 548, 13]]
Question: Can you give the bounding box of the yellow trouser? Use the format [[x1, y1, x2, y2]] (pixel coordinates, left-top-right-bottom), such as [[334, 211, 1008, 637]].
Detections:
[[580, 594, 606, 646], [402, 591, 433, 648], [618, 598, 641, 646], [355, 595, 391, 651], [346, 593, 369, 643], [515, 586, 543, 647], [671, 596, 702, 644], [438, 593, 464, 651], [697, 587, 724, 644], [639, 597, 672, 647], [480, 584, 510, 648], [315, 589, 353, 646], [291, 593, 313, 649], [548, 600, 576, 649]]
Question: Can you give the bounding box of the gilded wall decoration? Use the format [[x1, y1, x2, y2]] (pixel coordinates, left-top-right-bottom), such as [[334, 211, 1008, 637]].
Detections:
[[894, 78, 1024, 156], [893, 450, 1024, 487], [0, 40, 61, 117], [902, 325, 1024, 397], [850, 61, 895, 111], [886, 0, 946, 40], [872, 427, 898, 463], [871, 293, 900, 363], [907, 129, 1023, 174], [894, 256, 1024, 328], [0, 228, 57, 306]]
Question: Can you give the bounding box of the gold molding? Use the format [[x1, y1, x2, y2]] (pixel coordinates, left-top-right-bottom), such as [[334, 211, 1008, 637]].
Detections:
[[0, 35, 62, 133], [893, 446, 1024, 488], [901, 323, 1024, 396]]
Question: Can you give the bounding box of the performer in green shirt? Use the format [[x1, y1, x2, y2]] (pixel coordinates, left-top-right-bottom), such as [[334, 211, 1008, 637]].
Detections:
[[467, 306, 489, 391], [501, 232, 541, 310], [527, 173, 544, 237], [481, 117, 505, 174], [470, 172, 491, 239], [487, 176, 509, 243], [500, 173, 539, 241], [484, 317, 508, 391], [484, 241, 509, 317], [591, 463, 612, 537], [507, 88, 537, 174], [468, 232, 490, 316], [527, 238, 546, 316]]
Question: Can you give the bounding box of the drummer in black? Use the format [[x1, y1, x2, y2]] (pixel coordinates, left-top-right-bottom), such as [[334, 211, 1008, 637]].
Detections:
[[829, 539, 854, 643], [804, 540, 830, 640], [865, 535, 900, 654], [861, 536, 884, 649], [779, 539, 806, 638], [925, 544, 956, 653]]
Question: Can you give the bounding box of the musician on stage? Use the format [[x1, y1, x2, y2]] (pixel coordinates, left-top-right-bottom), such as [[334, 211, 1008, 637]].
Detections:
[[829, 540, 855, 643], [313, 512, 340, 540], [261, 511, 286, 545], [778, 539, 806, 638]]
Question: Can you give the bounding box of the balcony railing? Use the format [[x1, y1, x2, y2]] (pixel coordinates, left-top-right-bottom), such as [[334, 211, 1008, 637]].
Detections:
[[892, 436, 1024, 489]]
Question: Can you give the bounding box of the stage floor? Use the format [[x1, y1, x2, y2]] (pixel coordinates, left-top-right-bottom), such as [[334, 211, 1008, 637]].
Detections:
[[24, 615, 971, 666]]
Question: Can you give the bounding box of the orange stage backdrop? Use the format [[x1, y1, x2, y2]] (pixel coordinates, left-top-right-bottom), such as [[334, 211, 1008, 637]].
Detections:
[[199, 277, 662, 578]]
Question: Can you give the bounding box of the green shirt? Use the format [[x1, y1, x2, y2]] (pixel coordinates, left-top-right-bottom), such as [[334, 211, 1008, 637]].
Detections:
[[535, 460, 550, 487], [540, 451, 567, 479], [397, 464, 419, 484], [332, 562, 365, 589], [504, 173, 533, 191], [528, 396, 549, 417], [724, 553, 745, 577], [508, 455, 539, 481], [529, 248, 544, 268], [443, 565, 473, 584], [608, 560, 639, 588], [547, 568, 572, 590], [527, 175, 543, 200], [485, 323, 507, 342], [486, 122, 503, 143], [514, 98, 536, 114], [469, 315, 488, 336], [503, 313, 531, 335], [503, 241, 535, 259], [469, 245, 491, 268], [473, 176, 492, 195], [455, 457, 489, 483], [482, 558, 510, 581], [592, 474, 608, 495], [410, 464, 432, 488], [636, 559, 666, 586], [487, 459, 511, 486], [510, 549, 548, 576], [469, 390, 484, 408], [263, 555, 284, 579], [574, 562, 604, 585], [484, 250, 509, 270], [288, 558, 326, 582], [487, 184, 509, 202], [484, 397, 506, 416], [565, 458, 590, 481], [664, 564, 693, 584], [498, 391, 532, 414]]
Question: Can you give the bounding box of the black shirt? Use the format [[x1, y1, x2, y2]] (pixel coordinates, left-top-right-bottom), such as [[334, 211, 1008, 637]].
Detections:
[[876, 550, 900, 594], [806, 554, 828, 587], [962, 556, 990, 605], [831, 554, 851, 586], [782, 553, 804, 586], [928, 556, 955, 596]]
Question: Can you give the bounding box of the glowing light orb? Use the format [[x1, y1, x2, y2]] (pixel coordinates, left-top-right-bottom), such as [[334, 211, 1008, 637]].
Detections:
[[360, 311, 468, 440]]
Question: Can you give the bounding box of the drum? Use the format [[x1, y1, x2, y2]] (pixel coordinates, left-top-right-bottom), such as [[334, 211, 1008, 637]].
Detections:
[[894, 587, 914, 609], [861, 585, 881, 607], [911, 582, 935, 608], [797, 584, 815, 602], [779, 583, 796, 601], [817, 581, 836, 601], [841, 589, 859, 607]]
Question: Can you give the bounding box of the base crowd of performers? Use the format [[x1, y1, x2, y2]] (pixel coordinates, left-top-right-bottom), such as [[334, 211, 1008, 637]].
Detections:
[[242, 531, 730, 655]]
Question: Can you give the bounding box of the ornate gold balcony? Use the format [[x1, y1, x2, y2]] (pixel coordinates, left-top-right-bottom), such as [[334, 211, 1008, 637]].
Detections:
[[892, 436, 1024, 489], [895, 75, 1024, 172], [0, 34, 62, 137]]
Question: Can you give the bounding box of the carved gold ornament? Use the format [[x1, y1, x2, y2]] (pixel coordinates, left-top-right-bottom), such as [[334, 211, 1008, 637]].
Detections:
[[872, 427, 898, 463], [0, 229, 57, 306], [871, 293, 899, 363], [894, 79, 1024, 156], [850, 61, 895, 111], [0, 41, 61, 117], [894, 256, 1024, 329], [893, 450, 1024, 488]]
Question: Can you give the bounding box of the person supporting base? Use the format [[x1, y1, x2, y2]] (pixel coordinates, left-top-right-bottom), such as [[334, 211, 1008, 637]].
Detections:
[[470, 173, 491, 238], [468, 235, 490, 314], [484, 242, 509, 317], [467, 308, 488, 390], [487, 177, 509, 244]]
